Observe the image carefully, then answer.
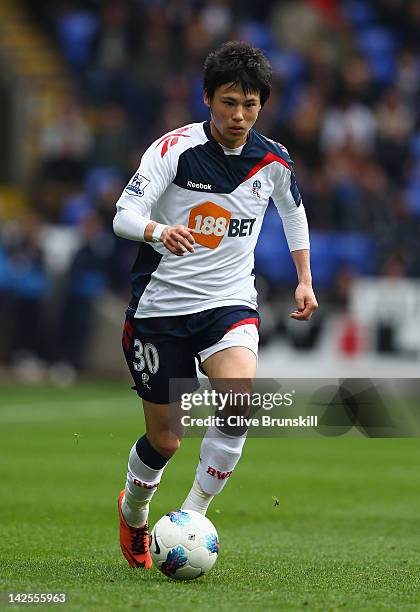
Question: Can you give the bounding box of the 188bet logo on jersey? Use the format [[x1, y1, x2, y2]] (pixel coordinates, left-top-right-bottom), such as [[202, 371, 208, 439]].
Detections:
[[189, 202, 255, 249]]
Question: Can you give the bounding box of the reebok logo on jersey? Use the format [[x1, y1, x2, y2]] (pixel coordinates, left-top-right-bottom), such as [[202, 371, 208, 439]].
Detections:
[[187, 180, 212, 190]]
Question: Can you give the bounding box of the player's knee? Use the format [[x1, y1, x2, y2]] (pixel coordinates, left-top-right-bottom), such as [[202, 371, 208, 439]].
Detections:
[[149, 430, 181, 458], [217, 381, 253, 418]]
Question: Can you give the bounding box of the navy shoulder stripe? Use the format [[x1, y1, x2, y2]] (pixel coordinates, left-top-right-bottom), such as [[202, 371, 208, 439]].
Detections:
[[173, 123, 293, 194], [252, 130, 294, 167]]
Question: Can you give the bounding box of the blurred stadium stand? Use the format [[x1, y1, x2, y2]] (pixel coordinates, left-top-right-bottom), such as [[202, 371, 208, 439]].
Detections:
[[0, 0, 419, 382]]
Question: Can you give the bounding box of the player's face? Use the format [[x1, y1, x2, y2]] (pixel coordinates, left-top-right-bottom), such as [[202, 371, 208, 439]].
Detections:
[[204, 83, 262, 148]]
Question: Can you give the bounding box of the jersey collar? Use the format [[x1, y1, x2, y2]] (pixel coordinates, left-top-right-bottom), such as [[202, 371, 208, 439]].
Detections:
[[203, 120, 255, 156]]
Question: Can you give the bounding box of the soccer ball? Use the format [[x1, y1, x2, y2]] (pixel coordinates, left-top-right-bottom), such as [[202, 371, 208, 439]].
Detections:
[[151, 510, 219, 580]]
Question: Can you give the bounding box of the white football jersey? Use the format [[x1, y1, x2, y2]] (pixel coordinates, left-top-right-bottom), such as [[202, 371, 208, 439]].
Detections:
[[115, 121, 308, 318]]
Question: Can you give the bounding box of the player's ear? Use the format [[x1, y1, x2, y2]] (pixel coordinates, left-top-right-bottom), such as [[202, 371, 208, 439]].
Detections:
[[203, 91, 211, 108]]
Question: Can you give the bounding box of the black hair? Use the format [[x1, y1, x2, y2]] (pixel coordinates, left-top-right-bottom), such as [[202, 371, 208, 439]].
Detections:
[[203, 41, 272, 107]]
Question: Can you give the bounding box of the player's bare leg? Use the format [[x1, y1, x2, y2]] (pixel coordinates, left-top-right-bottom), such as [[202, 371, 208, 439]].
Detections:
[[182, 347, 256, 515], [119, 400, 184, 568], [203, 346, 257, 380], [143, 400, 185, 458]]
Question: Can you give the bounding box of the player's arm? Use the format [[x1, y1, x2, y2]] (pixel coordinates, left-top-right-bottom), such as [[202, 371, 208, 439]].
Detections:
[[113, 140, 194, 256], [144, 221, 194, 255], [290, 248, 318, 321], [272, 166, 318, 321], [114, 212, 194, 256]]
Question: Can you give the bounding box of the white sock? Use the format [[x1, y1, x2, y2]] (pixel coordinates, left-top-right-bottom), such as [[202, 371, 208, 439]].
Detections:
[[122, 443, 166, 527], [182, 478, 214, 515], [195, 425, 247, 496]]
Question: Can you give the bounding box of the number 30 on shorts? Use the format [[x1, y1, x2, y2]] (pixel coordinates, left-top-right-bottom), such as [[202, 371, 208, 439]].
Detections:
[[133, 339, 159, 374]]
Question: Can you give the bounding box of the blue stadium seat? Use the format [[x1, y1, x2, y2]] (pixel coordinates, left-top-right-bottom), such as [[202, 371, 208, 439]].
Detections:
[[357, 26, 397, 85], [61, 192, 94, 225], [56, 10, 97, 68], [255, 202, 296, 285], [333, 232, 376, 274], [342, 1, 377, 29], [256, 210, 377, 289], [307, 231, 336, 288], [70, 271, 108, 298], [410, 133, 420, 160], [237, 22, 273, 53], [270, 50, 306, 85], [357, 27, 397, 58], [256, 207, 337, 288], [366, 55, 396, 85], [84, 167, 123, 197], [0, 248, 49, 296], [405, 184, 420, 216], [0, 247, 10, 289], [405, 160, 420, 215]]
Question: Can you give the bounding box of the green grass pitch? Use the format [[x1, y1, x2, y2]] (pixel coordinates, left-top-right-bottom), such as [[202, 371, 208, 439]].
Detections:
[[0, 383, 419, 611]]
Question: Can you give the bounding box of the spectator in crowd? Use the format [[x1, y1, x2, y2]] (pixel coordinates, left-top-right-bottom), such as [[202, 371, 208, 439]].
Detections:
[[35, 97, 93, 221], [0, 214, 50, 371], [53, 212, 112, 371]]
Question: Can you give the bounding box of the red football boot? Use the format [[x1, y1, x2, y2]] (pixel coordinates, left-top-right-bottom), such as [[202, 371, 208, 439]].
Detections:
[[118, 490, 152, 569]]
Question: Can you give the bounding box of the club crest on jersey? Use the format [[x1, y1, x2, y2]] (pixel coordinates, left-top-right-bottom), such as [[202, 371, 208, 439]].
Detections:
[[125, 172, 150, 197], [252, 179, 261, 199]]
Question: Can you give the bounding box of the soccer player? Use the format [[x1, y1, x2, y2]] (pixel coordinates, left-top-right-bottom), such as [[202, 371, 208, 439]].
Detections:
[[113, 41, 318, 569]]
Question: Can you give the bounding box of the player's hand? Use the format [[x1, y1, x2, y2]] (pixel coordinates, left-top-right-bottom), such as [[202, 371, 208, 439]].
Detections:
[[161, 225, 195, 256], [290, 282, 318, 321]]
